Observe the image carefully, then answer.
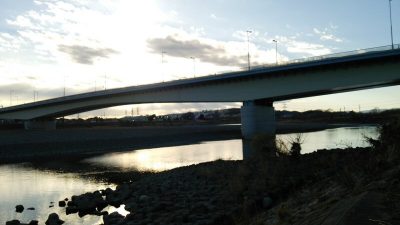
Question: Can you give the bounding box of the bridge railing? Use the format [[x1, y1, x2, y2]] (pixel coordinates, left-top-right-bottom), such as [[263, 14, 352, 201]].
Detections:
[[196, 43, 400, 78]]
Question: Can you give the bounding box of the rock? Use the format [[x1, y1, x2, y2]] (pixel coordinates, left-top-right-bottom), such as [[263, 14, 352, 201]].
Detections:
[[58, 201, 66, 207], [27, 207, 35, 210], [103, 212, 124, 225], [262, 196, 273, 209], [45, 213, 64, 225], [102, 188, 113, 196], [138, 195, 150, 202], [64, 198, 68, 201], [190, 202, 210, 214], [66, 206, 78, 215], [6, 220, 20, 225], [15, 205, 24, 213], [29, 220, 39, 225], [106, 188, 130, 207], [67, 191, 108, 216]]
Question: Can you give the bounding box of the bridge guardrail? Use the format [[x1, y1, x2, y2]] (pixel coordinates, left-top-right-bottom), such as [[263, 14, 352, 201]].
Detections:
[[184, 43, 400, 78]]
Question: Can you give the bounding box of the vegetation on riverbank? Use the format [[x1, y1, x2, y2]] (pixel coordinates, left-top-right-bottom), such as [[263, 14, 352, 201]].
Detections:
[[2, 108, 399, 130]]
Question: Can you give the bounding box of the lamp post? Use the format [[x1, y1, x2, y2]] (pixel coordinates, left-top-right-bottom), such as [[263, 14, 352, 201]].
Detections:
[[246, 30, 252, 70], [272, 39, 278, 65], [389, 0, 394, 49], [9, 90, 13, 106], [190, 57, 196, 78], [162, 51, 167, 81]]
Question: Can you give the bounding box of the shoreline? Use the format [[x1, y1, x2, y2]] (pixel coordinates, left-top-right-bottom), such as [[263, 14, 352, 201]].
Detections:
[[19, 146, 400, 225], [0, 122, 375, 164]]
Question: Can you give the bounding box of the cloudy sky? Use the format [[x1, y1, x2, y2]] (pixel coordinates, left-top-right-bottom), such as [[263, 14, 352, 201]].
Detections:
[[0, 0, 399, 117]]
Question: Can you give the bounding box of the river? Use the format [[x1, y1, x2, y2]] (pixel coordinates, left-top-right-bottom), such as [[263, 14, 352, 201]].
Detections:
[[0, 126, 378, 224]]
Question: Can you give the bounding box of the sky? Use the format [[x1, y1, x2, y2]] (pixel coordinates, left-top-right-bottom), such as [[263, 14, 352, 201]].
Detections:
[[0, 0, 399, 118]]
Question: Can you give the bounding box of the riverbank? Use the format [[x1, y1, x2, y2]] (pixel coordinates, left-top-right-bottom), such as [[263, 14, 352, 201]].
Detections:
[[4, 121, 399, 225], [0, 122, 371, 164], [16, 146, 399, 225]]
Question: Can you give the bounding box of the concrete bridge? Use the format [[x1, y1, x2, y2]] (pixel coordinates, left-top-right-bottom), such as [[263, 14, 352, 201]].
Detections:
[[1, 45, 400, 138]]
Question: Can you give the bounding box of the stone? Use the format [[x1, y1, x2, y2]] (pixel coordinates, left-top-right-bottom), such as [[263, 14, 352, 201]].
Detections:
[[6, 220, 20, 225], [66, 206, 78, 215], [27, 207, 35, 210], [45, 213, 64, 225], [138, 195, 150, 202], [15, 205, 24, 213], [66, 191, 108, 216], [29, 221, 39, 225], [58, 201, 66, 207], [103, 212, 124, 225], [262, 196, 273, 209]]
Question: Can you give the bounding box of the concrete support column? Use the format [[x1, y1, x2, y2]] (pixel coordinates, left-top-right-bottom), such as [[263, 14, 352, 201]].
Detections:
[[24, 120, 56, 130], [241, 100, 275, 139], [241, 100, 276, 159]]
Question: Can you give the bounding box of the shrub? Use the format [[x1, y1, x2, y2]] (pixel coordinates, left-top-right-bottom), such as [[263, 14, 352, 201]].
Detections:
[[367, 118, 400, 163]]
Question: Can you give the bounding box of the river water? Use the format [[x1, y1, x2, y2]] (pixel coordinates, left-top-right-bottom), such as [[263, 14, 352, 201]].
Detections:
[[0, 126, 378, 224]]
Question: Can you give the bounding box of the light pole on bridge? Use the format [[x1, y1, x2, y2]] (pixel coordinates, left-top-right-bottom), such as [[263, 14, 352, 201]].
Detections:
[[389, 0, 395, 49], [162, 50, 167, 81], [190, 56, 196, 78], [246, 30, 252, 70], [272, 39, 278, 65]]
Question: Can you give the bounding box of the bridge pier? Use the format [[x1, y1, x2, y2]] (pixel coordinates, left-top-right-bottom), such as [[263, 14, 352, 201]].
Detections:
[[24, 120, 56, 130], [241, 100, 276, 158]]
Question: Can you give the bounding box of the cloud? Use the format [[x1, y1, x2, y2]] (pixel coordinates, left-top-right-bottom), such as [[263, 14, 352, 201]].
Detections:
[[272, 35, 332, 56], [313, 28, 343, 43], [147, 35, 248, 67], [0, 83, 61, 106], [0, 82, 99, 106], [58, 44, 118, 65]]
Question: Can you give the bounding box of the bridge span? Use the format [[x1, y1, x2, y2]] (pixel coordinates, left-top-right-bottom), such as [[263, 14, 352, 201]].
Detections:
[[1, 45, 400, 137]]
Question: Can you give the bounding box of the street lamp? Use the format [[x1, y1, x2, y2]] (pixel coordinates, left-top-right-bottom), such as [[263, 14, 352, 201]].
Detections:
[[190, 57, 196, 78], [246, 30, 252, 70], [389, 0, 394, 49], [9, 90, 14, 106], [162, 51, 167, 81], [272, 39, 278, 65]]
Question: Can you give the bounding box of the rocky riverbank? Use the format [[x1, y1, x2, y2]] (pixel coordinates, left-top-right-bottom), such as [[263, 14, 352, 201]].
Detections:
[[5, 121, 397, 225], [8, 143, 400, 225]]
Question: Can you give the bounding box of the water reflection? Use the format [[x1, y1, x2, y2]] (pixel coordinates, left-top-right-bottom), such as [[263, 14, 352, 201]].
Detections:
[[84, 139, 244, 171], [85, 126, 378, 171], [0, 126, 379, 225], [278, 126, 378, 154], [0, 164, 113, 225]]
